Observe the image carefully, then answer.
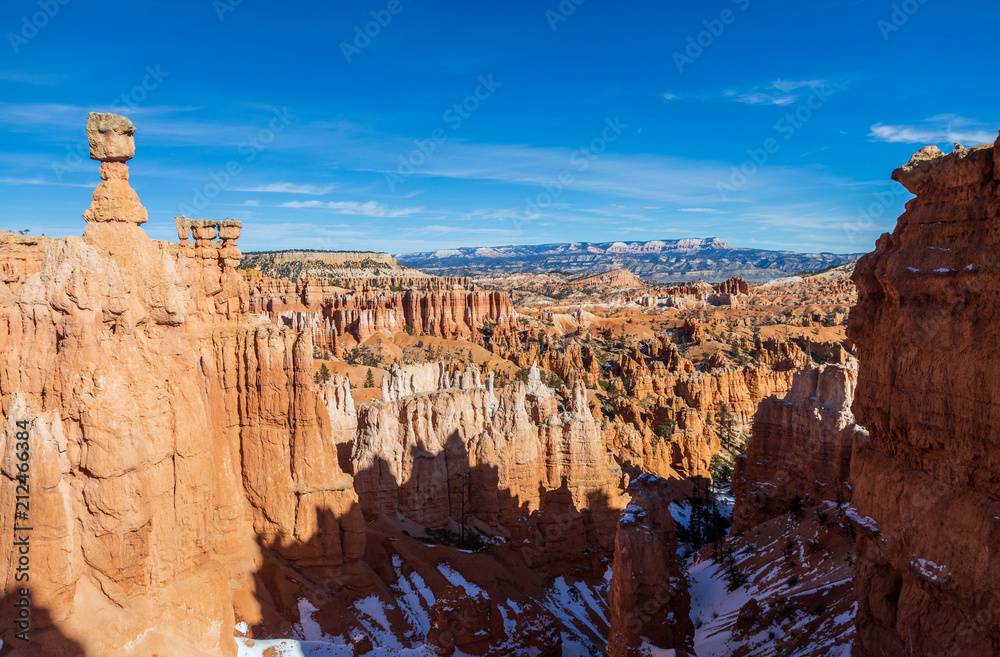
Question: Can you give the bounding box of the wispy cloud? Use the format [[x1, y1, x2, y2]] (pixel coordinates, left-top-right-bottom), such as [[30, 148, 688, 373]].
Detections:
[[0, 177, 93, 188], [667, 80, 837, 106], [869, 115, 996, 145], [233, 182, 335, 195], [0, 102, 201, 130], [731, 79, 830, 106], [679, 207, 724, 214], [0, 71, 64, 86], [279, 200, 422, 217]]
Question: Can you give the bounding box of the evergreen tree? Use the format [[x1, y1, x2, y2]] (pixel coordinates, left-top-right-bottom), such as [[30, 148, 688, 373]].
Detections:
[[364, 368, 375, 388]]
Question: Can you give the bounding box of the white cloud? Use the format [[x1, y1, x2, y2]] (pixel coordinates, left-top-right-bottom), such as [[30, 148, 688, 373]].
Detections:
[[869, 117, 996, 145], [234, 182, 335, 195], [734, 80, 830, 106], [661, 80, 837, 107], [279, 200, 422, 217], [679, 207, 724, 214]]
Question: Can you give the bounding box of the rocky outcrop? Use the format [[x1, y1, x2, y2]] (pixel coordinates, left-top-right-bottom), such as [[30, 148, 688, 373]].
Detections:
[[0, 114, 366, 656], [731, 360, 865, 534], [609, 339, 797, 479], [607, 474, 694, 657], [351, 373, 626, 574], [570, 268, 645, 289], [849, 137, 1000, 656], [249, 279, 517, 345], [715, 276, 749, 296]]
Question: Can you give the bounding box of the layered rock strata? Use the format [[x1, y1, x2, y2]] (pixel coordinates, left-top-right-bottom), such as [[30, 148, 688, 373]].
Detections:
[[849, 137, 1000, 656], [731, 359, 865, 534], [351, 369, 627, 574], [0, 115, 365, 656], [248, 276, 517, 345]]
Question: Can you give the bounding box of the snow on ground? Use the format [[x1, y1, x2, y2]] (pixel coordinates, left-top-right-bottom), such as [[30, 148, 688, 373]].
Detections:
[[687, 506, 856, 657], [391, 555, 435, 638], [539, 574, 612, 656], [353, 595, 402, 649], [436, 562, 485, 597]]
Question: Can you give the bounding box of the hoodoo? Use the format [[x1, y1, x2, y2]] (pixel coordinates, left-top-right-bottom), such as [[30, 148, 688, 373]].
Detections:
[[0, 114, 366, 656]]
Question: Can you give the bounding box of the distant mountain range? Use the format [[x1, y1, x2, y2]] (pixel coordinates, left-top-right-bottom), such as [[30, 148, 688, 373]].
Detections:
[[396, 238, 865, 283]]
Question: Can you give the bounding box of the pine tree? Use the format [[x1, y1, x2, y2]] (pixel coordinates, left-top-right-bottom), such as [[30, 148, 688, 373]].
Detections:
[[364, 368, 375, 388]]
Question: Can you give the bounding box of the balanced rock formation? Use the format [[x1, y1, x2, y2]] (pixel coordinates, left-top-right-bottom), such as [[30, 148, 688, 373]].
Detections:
[[82, 112, 147, 225], [731, 359, 865, 534], [0, 114, 366, 656], [607, 474, 694, 656], [849, 135, 1000, 656]]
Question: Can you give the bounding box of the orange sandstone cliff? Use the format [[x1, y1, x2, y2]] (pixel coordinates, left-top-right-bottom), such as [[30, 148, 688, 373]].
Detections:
[[731, 360, 864, 534], [849, 139, 1000, 656], [0, 114, 365, 656]]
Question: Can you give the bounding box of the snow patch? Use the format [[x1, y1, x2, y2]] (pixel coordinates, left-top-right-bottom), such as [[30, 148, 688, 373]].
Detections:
[[437, 562, 485, 597], [844, 506, 879, 532]]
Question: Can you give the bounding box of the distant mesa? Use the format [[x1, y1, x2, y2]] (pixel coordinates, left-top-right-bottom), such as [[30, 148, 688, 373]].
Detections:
[[239, 248, 424, 282], [397, 237, 863, 283]]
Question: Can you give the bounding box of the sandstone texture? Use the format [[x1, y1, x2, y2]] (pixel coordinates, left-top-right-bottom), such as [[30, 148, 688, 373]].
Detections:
[[86, 112, 136, 162], [849, 135, 1000, 656], [731, 359, 865, 534], [0, 124, 365, 656], [569, 268, 645, 289], [351, 366, 627, 575], [606, 474, 694, 657], [247, 276, 517, 347]]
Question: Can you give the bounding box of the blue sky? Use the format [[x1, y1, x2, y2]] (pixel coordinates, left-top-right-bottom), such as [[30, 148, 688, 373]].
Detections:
[[1, 0, 997, 255]]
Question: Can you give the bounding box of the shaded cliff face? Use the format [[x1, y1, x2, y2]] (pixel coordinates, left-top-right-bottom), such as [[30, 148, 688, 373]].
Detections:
[[731, 360, 865, 534], [351, 366, 627, 575], [0, 120, 365, 655], [607, 474, 694, 657], [849, 139, 1000, 656]]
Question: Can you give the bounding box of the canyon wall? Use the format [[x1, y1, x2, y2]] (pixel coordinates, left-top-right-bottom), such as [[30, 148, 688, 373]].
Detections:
[[247, 276, 517, 346], [0, 115, 366, 656], [731, 360, 864, 534], [351, 363, 627, 575], [609, 338, 798, 479], [849, 139, 1000, 656]]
